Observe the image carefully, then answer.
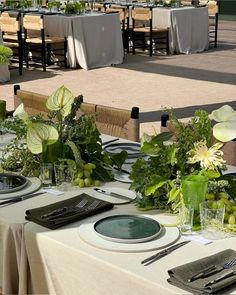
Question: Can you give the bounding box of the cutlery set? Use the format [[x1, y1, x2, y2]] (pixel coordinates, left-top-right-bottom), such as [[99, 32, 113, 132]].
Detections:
[[41, 199, 101, 221], [188, 258, 236, 287], [93, 188, 131, 201]]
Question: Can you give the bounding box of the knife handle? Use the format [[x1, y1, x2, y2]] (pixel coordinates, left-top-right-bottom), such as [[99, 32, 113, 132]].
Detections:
[[188, 265, 216, 282], [205, 270, 236, 287]]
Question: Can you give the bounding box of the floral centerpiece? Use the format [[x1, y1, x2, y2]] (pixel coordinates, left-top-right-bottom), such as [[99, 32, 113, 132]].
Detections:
[[130, 105, 236, 230], [0, 86, 126, 187]]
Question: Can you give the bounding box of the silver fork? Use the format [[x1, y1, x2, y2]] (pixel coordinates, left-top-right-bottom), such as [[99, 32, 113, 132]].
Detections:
[[41, 199, 89, 219], [85, 200, 100, 211]]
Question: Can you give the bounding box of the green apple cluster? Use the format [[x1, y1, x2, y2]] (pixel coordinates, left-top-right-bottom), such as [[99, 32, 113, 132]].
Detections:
[[73, 163, 101, 188], [206, 192, 236, 225]]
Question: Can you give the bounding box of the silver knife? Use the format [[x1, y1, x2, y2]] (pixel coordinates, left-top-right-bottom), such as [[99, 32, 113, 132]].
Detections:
[[0, 191, 45, 206], [141, 240, 191, 266], [93, 188, 132, 201]]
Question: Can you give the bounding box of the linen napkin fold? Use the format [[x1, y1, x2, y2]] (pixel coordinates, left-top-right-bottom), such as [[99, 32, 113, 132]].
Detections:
[[167, 249, 236, 294], [25, 193, 114, 230]]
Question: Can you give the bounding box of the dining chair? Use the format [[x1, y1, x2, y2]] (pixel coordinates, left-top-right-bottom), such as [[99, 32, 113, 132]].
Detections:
[[207, 0, 219, 48], [0, 12, 23, 75], [131, 7, 169, 57], [105, 6, 130, 53], [78, 101, 140, 142], [14, 85, 48, 118], [23, 14, 67, 72]]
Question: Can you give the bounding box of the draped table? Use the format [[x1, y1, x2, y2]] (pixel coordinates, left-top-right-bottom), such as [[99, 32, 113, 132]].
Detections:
[[1, 136, 236, 294], [152, 6, 209, 54], [43, 12, 124, 70]]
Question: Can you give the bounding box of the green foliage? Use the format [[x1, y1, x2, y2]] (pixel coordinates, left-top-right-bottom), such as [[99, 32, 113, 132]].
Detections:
[[130, 109, 214, 211], [65, 2, 83, 14], [0, 46, 13, 64]]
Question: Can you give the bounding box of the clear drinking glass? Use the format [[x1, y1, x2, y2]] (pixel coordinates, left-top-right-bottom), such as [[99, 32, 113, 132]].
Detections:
[[40, 163, 54, 187], [179, 204, 194, 235], [200, 201, 225, 240], [54, 161, 76, 191]]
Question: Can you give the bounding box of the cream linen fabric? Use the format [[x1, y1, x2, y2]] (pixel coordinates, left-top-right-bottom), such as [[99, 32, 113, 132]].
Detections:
[[24, 202, 236, 295], [44, 13, 124, 70], [153, 7, 209, 54]]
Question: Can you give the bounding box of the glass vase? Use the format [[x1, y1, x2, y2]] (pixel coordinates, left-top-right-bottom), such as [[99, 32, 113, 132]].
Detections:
[[181, 175, 208, 231]]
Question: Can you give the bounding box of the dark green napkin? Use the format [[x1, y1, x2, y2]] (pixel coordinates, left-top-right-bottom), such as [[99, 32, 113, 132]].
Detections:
[[167, 249, 236, 294], [25, 193, 114, 230]]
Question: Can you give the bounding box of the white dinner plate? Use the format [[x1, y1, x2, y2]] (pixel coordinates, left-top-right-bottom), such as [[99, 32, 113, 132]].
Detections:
[[104, 142, 141, 158], [0, 177, 42, 200], [113, 169, 132, 183], [78, 214, 180, 253], [90, 186, 136, 204]]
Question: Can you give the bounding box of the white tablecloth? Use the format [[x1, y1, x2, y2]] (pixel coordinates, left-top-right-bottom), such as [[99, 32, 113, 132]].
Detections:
[[44, 13, 124, 70], [1, 155, 236, 294], [153, 7, 209, 54]]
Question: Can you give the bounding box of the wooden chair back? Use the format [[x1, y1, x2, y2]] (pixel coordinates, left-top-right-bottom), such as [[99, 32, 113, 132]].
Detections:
[[207, 0, 219, 16], [132, 8, 152, 21], [14, 85, 48, 118], [78, 102, 140, 142], [0, 14, 20, 33]]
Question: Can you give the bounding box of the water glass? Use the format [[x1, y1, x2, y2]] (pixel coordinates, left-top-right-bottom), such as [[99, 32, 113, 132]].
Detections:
[[200, 201, 225, 240], [54, 161, 76, 191], [40, 163, 54, 187], [179, 204, 194, 235]]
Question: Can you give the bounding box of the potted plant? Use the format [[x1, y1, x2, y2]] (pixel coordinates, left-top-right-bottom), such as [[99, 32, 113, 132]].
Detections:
[[0, 45, 13, 83]]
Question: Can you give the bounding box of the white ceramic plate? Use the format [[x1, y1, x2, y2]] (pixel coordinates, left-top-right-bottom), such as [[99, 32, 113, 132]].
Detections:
[[113, 169, 132, 183], [0, 177, 42, 199], [104, 142, 141, 158], [90, 186, 136, 204], [78, 214, 180, 253]]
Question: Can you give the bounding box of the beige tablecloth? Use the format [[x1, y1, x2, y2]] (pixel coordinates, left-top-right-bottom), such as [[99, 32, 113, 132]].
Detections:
[[44, 13, 124, 70], [153, 7, 209, 54]]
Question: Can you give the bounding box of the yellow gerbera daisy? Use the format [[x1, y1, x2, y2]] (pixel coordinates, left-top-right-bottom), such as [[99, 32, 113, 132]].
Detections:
[[187, 140, 225, 170]]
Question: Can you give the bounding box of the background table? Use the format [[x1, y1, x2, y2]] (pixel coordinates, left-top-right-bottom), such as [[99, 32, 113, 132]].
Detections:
[[153, 7, 209, 54], [44, 13, 124, 70]]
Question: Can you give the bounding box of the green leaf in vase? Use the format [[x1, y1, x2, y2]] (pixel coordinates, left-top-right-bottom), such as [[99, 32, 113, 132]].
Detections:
[[145, 175, 167, 196], [46, 85, 74, 118], [27, 123, 59, 154], [141, 142, 161, 155], [151, 132, 174, 143]]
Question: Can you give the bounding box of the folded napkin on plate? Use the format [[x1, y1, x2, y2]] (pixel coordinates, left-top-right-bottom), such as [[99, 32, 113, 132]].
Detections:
[[167, 249, 236, 294], [25, 193, 114, 230]]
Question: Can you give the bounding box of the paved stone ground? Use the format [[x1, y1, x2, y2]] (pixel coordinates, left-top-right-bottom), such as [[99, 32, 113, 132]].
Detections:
[[0, 20, 235, 136]]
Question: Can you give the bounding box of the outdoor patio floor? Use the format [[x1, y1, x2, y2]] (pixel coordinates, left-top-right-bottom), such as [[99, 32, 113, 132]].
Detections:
[[0, 20, 235, 136]]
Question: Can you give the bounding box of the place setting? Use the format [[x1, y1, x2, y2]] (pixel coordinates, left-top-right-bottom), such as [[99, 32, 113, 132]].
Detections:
[[0, 172, 42, 206], [78, 213, 180, 252]]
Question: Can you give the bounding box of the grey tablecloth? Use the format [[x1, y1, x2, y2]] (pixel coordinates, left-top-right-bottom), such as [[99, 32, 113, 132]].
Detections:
[[153, 7, 209, 54], [44, 13, 124, 70]]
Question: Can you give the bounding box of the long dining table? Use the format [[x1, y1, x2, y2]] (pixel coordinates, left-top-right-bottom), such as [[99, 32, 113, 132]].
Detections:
[[1, 136, 236, 294]]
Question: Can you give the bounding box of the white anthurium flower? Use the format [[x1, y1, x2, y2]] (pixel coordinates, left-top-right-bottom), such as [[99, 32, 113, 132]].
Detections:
[[13, 103, 30, 123], [209, 105, 236, 142], [213, 121, 236, 142], [209, 105, 236, 122], [26, 123, 59, 154], [46, 85, 74, 118]]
